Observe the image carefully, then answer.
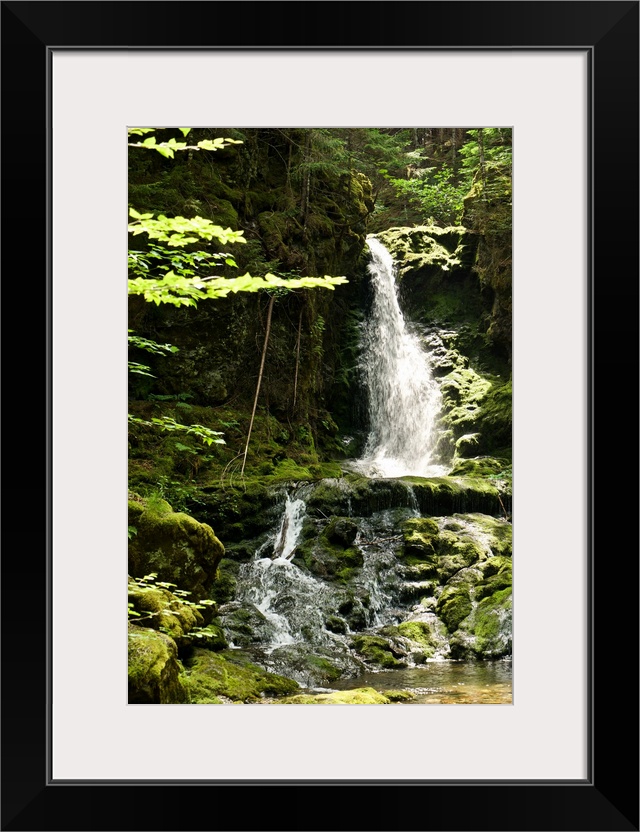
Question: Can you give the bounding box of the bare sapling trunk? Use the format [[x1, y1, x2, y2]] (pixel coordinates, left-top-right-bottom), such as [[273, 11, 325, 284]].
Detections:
[[292, 307, 303, 412], [241, 294, 275, 476]]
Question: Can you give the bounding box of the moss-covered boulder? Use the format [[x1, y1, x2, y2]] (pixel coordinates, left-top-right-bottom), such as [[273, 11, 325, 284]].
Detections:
[[209, 559, 240, 604], [128, 495, 224, 602], [128, 581, 205, 646], [293, 515, 363, 580], [400, 476, 507, 515], [218, 602, 280, 647], [436, 569, 480, 633], [434, 531, 484, 583], [267, 643, 366, 687], [281, 687, 392, 704], [182, 648, 299, 702], [349, 634, 408, 668], [325, 516, 359, 547], [450, 588, 512, 659], [475, 556, 512, 601], [471, 589, 512, 657], [375, 226, 473, 281], [128, 624, 187, 704], [400, 516, 439, 563]]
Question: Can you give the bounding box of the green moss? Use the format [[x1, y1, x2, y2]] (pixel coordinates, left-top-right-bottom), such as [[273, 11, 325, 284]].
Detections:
[[128, 624, 187, 704], [472, 588, 512, 657], [384, 689, 416, 702], [128, 499, 225, 602], [350, 635, 407, 668], [210, 560, 239, 604], [397, 621, 437, 649], [400, 516, 439, 561], [436, 584, 474, 633], [376, 226, 468, 277], [281, 687, 391, 704], [294, 516, 363, 580], [476, 557, 512, 601], [324, 615, 348, 634], [306, 655, 343, 683], [435, 532, 484, 582], [183, 648, 299, 702], [128, 583, 203, 643], [325, 516, 358, 546], [271, 458, 314, 481], [449, 457, 506, 478], [400, 475, 504, 516]]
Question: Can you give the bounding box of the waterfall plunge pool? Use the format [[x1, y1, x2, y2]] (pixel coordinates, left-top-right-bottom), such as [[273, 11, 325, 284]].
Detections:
[[326, 659, 512, 704]]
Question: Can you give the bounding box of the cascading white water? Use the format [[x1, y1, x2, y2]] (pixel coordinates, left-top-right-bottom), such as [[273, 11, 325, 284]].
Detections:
[[354, 236, 448, 479], [272, 496, 306, 561], [235, 494, 338, 651]]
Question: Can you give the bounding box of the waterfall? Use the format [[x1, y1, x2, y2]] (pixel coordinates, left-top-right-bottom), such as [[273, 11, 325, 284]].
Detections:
[[354, 236, 448, 478], [272, 495, 306, 560], [235, 494, 335, 651]]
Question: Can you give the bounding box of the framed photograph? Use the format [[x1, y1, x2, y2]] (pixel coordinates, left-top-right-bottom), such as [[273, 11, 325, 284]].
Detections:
[[3, 1, 638, 830]]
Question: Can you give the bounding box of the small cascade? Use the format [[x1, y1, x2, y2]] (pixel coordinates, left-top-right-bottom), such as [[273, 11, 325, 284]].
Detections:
[[353, 237, 449, 479], [351, 509, 408, 628], [272, 495, 306, 560], [234, 494, 343, 654]]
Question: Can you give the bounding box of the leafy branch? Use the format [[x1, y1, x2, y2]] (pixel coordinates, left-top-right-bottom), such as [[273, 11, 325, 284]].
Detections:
[[128, 414, 225, 447]]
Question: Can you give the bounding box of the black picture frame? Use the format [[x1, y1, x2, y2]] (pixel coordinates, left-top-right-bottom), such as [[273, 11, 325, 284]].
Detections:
[[2, 2, 638, 830]]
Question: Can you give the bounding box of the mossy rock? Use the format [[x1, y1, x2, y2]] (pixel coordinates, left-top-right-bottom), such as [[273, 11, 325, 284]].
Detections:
[[396, 620, 438, 650], [324, 615, 348, 634], [435, 533, 485, 582], [293, 517, 363, 580], [304, 478, 353, 515], [128, 583, 204, 645], [451, 588, 512, 659], [337, 594, 370, 631], [183, 648, 299, 703], [375, 226, 469, 278], [281, 687, 391, 704], [350, 634, 407, 668], [384, 689, 416, 702], [325, 516, 358, 547], [400, 476, 505, 516], [209, 559, 240, 604], [436, 582, 475, 633], [401, 517, 438, 561], [453, 514, 512, 557], [128, 497, 225, 603], [128, 624, 187, 704], [219, 603, 279, 647], [267, 643, 366, 686], [475, 556, 512, 601], [472, 589, 512, 657], [196, 481, 278, 544], [449, 457, 506, 478]]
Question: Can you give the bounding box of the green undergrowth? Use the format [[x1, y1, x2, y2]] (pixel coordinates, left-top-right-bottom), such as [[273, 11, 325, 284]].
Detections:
[[128, 400, 346, 509]]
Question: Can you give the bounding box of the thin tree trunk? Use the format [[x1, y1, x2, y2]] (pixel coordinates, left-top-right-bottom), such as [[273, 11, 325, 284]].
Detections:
[[241, 295, 275, 476], [478, 128, 487, 201], [292, 306, 303, 412], [300, 131, 312, 227]]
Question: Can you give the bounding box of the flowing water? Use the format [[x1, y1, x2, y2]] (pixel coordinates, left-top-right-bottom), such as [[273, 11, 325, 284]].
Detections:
[[330, 660, 513, 704], [351, 236, 448, 478], [223, 236, 511, 704]]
